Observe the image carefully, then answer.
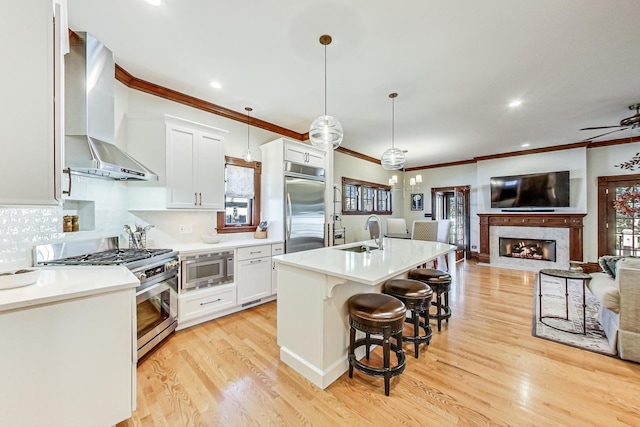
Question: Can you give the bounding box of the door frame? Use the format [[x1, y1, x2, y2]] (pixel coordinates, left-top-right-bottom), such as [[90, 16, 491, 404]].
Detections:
[[431, 185, 470, 261]]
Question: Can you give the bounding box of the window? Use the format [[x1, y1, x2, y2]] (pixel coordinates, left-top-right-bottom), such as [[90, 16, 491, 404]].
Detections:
[[216, 157, 261, 233], [342, 177, 392, 215]]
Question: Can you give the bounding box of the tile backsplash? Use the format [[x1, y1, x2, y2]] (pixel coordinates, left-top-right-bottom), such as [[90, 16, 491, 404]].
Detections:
[[0, 175, 128, 270]]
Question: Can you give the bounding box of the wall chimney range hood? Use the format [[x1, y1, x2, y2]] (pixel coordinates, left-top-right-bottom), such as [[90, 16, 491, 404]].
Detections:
[[65, 32, 157, 181]]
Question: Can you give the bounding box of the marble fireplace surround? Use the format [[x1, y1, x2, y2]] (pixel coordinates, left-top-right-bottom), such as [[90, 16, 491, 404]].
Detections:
[[478, 213, 587, 270]]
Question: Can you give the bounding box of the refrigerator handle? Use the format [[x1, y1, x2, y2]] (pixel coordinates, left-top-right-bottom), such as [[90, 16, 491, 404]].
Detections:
[[286, 192, 293, 241]]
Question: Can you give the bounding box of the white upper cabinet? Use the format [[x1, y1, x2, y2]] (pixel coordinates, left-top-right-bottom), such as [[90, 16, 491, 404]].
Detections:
[[127, 115, 227, 210], [0, 2, 63, 205], [166, 123, 224, 209], [283, 140, 325, 168]]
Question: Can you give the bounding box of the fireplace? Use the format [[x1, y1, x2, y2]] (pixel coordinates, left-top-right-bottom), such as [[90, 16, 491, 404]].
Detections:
[[499, 237, 556, 262]]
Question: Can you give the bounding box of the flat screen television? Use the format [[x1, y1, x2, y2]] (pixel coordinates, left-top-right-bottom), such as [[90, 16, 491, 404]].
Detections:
[[490, 170, 570, 208]]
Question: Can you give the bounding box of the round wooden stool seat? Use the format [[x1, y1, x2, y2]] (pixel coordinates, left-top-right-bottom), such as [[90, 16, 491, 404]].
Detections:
[[347, 293, 407, 396], [383, 279, 434, 358], [408, 268, 453, 332]]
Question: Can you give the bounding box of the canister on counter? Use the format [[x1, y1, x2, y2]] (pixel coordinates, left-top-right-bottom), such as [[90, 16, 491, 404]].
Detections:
[[71, 215, 79, 232], [63, 215, 73, 233]]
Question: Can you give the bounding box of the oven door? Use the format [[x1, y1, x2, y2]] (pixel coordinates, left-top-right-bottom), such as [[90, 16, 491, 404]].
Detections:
[[181, 254, 226, 291], [136, 274, 178, 359]]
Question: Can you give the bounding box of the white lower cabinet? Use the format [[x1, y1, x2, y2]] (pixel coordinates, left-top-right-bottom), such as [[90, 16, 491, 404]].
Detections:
[[178, 284, 236, 324], [176, 242, 283, 329], [271, 243, 284, 295], [237, 253, 272, 304]]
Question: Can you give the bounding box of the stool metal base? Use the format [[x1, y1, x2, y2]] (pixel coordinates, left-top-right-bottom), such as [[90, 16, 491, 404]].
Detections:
[[348, 332, 406, 396]]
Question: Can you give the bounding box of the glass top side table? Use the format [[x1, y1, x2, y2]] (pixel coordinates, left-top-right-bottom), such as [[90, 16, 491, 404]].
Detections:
[[538, 268, 593, 335]]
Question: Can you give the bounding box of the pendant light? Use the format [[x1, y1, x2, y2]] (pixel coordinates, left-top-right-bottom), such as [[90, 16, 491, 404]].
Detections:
[[243, 107, 253, 162], [309, 34, 343, 150], [381, 92, 405, 170]]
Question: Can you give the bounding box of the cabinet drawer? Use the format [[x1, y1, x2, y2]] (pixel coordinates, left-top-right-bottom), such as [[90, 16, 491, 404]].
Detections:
[[237, 245, 272, 261], [178, 285, 236, 322], [271, 243, 284, 256]]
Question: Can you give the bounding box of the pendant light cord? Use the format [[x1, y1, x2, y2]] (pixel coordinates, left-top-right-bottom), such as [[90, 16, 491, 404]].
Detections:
[[324, 43, 327, 117], [247, 110, 250, 150], [391, 95, 395, 149]]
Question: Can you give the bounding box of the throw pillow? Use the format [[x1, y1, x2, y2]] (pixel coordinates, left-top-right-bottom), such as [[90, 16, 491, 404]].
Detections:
[[598, 255, 622, 278]]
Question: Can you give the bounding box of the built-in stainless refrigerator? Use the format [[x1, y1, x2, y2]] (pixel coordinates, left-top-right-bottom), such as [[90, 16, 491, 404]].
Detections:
[[284, 162, 326, 253]]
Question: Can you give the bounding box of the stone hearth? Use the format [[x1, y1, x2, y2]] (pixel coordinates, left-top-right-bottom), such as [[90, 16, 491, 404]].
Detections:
[[478, 213, 586, 270]]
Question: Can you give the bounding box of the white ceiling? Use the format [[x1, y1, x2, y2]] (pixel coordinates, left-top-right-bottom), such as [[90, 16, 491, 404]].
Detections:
[[67, 0, 640, 168]]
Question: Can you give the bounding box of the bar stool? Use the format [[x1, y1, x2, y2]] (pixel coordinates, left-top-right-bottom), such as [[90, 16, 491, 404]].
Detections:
[[347, 293, 407, 396], [382, 278, 433, 358], [408, 268, 452, 332]]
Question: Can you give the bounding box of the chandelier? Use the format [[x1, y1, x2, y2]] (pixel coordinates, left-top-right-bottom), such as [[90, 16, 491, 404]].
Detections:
[[309, 35, 343, 150]]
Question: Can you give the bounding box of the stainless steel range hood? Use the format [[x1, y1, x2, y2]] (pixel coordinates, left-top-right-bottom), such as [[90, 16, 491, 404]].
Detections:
[[65, 32, 158, 181]]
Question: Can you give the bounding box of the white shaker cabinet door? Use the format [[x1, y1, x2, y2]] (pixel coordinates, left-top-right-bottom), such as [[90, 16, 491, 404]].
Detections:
[[196, 132, 224, 210], [237, 257, 271, 304], [0, 2, 58, 205], [167, 125, 198, 208]]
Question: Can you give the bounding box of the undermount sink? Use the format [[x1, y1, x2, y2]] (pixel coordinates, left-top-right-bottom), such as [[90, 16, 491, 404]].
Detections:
[[338, 245, 379, 253]]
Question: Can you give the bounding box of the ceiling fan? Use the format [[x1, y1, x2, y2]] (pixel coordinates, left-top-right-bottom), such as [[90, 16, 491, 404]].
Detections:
[[580, 103, 640, 142]]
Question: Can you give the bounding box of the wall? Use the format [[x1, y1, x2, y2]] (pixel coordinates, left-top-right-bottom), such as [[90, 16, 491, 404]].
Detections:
[[333, 151, 405, 243], [585, 141, 640, 260], [122, 86, 283, 246], [403, 163, 477, 246]]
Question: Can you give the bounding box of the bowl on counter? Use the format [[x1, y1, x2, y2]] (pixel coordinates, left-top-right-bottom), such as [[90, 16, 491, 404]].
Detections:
[[0, 268, 40, 290], [201, 234, 222, 244]]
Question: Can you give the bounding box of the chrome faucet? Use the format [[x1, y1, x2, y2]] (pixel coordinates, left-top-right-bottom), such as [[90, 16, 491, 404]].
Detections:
[[364, 214, 383, 250]]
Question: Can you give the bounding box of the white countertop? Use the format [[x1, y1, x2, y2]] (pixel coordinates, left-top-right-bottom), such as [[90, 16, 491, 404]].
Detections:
[[273, 238, 455, 285], [0, 266, 138, 313], [170, 237, 283, 257]]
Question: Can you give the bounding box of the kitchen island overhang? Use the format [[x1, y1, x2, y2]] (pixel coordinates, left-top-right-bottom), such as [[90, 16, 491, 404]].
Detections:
[[274, 238, 456, 389]]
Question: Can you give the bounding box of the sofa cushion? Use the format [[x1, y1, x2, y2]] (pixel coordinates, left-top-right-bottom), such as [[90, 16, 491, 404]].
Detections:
[[598, 255, 622, 278], [588, 272, 620, 313]]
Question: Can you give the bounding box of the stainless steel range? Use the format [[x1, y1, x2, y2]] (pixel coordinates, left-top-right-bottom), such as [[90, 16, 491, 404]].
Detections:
[[34, 237, 179, 360]]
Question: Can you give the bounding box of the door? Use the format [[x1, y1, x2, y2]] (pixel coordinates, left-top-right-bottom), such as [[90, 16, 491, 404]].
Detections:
[[432, 185, 470, 261], [167, 125, 197, 208], [597, 174, 640, 257], [285, 176, 326, 253], [196, 132, 224, 209]]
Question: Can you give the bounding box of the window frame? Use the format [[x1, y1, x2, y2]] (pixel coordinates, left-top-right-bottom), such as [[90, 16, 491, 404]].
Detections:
[[216, 156, 262, 234], [341, 177, 392, 215]]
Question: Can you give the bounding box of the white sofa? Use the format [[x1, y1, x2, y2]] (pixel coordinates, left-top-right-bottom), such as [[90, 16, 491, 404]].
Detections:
[[587, 257, 640, 363]]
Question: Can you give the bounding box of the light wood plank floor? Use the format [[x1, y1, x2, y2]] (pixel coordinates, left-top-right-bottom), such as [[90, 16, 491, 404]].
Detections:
[[119, 261, 640, 426]]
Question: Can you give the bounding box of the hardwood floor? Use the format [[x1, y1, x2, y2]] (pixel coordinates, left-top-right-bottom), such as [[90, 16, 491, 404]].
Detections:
[[119, 261, 640, 426]]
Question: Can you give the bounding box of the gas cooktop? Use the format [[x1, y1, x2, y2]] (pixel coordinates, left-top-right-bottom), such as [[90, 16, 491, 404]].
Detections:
[[41, 248, 174, 266]]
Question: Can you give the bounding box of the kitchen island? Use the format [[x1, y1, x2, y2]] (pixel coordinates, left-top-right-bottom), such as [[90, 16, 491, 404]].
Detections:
[[273, 238, 455, 389]]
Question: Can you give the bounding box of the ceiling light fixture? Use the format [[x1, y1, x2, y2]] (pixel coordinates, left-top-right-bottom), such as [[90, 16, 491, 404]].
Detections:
[[381, 92, 405, 170], [309, 34, 343, 151], [210, 81, 222, 89], [243, 107, 253, 162], [145, 0, 161, 6], [509, 100, 522, 107]]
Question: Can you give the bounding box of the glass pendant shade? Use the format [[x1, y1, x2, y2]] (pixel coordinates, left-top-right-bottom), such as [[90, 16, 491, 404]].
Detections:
[[381, 147, 406, 170], [242, 149, 253, 162], [309, 115, 344, 150]]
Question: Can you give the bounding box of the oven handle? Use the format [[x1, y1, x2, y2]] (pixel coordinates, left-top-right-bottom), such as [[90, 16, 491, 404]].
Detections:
[[136, 281, 170, 304]]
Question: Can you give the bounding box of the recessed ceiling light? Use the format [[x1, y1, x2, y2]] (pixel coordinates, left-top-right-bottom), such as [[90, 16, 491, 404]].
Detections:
[[210, 81, 222, 89], [509, 100, 522, 107], [145, 0, 161, 6], [521, 143, 530, 148]]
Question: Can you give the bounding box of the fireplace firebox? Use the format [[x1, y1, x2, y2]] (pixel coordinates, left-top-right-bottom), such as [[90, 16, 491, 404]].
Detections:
[[499, 237, 556, 262]]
